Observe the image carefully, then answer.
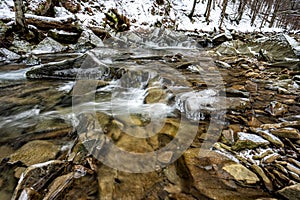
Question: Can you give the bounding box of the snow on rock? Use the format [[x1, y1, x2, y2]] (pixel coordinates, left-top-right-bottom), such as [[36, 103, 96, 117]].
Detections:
[[54, 6, 73, 18], [283, 34, 300, 56], [0, 48, 21, 62], [27, 0, 53, 15], [232, 132, 269, 151], [75, 30, 104, 50], [32, 37, 67, 54]]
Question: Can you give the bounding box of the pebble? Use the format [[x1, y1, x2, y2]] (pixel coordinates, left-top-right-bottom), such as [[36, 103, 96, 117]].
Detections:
[[157, 151, 173, 164]]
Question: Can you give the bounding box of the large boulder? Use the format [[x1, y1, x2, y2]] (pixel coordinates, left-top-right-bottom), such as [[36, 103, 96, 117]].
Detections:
[[0, 48, 21, 63], [32, 37, 67, 54], [48, 29, 80, 44], [277, 183, 300, 200], [214, 33, 299, 62]]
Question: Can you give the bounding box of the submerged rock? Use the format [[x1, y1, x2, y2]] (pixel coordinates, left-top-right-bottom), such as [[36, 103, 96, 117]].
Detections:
[[175, 89, 225, 120], [8, 140, 60, 166], [145, 88, 166, 103]]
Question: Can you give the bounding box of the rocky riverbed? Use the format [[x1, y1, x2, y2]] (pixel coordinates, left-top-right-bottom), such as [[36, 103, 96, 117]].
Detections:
[[0, 27, 299, 200]]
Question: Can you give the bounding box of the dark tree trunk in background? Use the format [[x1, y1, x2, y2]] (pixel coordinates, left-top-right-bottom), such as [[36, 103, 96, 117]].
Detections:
[[251, 0, 262, 26], [219, 0, 228, 27], [236, 0, 246, 23], [269, 0, 282, 28], [204, 0, 213, 23], [13, 0, 28, 34], [259, 1, 273, 29], [188, 0, 198, 19], [250, 0, 258, 13]]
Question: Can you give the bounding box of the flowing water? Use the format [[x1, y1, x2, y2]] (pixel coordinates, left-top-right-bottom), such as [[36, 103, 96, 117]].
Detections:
[[0, 34, 299, 199], [0, 43, 229, 198]]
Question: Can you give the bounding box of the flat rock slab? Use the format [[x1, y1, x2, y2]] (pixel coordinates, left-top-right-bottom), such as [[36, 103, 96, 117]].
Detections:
[[8, 140, 60, 166], [183, 148, 270, 200], [277, 183, 300, 200]]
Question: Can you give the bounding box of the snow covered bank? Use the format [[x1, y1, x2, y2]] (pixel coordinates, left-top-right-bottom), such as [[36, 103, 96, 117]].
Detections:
[[1, 0, 298, 34]]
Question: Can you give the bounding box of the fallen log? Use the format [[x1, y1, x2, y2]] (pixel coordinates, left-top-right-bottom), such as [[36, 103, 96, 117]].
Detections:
[[25, 14, 80, 32], [0, 13, 110, 39]]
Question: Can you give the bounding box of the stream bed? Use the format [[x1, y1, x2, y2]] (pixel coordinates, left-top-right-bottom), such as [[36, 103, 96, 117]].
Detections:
[[0, 30, 299, 200]]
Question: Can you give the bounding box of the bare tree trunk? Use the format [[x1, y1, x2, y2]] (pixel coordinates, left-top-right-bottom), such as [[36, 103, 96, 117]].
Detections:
[[251, 0, 262, 26], [259, 1, 273, 29], [204, 0, 213, 23], [219, 0, 228, 28], [188, 0, 198, 19], [235, 0, 246, 23], [269, 0, 282, 28], [13, 0, 28, 34], [250, 0, 258, 14]]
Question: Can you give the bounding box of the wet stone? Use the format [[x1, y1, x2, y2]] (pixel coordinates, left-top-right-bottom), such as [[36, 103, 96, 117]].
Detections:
[[286, 164, 300, 176], [18, 187, 41, 200], [8, 140, 60, 166], [145, 88, 166, 104], [183, 149, 269, 199], [11, 160, 67, 200], [43, 172, 75, 200], [157, 151, 173, 164]]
